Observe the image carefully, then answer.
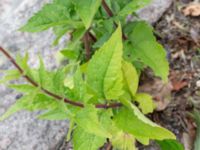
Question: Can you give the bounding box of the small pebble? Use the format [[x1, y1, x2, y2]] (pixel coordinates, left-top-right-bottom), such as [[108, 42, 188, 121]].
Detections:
[[196, 80, 200, 87]]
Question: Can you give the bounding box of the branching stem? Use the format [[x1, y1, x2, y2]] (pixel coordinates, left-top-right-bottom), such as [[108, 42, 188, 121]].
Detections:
[[0, 46, 122, 109], [102, 0, 127, 40]]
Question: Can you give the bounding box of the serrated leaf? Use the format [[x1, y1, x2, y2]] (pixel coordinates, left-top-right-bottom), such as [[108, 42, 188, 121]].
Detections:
[[122, 61, 139, 97], [0, 90, 38, 121], [129, 21, 169, 81], [9, 84, 36, 93], [119, 0, 150, 16], [112, 132, 137, 150], [61, 50, 79, 60], [20, 2, 82, 32], [0, 70, 20, 84], [114, 99, 175, 143], [135, 41, 169, 81], [73, 127, 106, 150], [73, 67, 86, 101], [73, 0, 102, 29], [86, 25, 123, 100], [38, 109, 69, 120], [53, 68, 65, 96], [156, 139, 184, 150], [53, 25, 70, 45], [134, 93, 155, 114], [29, 94, 60, 111], [75, 105, 111, 138]]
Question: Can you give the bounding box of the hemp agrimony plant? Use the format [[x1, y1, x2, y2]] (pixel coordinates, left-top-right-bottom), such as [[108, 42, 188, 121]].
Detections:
[[0, 0, 184, 149]]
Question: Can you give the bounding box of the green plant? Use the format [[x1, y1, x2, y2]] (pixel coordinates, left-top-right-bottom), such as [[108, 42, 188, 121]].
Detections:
[[0, 0, 183, 149]]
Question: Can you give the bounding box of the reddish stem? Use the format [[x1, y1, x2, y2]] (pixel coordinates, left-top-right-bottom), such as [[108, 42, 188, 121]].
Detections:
[[0, 46, 122, 109], [102, 0, 127, 40], [83, 31, 91, 60]]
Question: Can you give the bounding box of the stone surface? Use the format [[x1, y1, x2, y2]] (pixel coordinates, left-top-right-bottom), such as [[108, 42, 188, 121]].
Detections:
[[138, 0, 173, 24], [0, 0, 69, 150], [0, 0, 172, 149]]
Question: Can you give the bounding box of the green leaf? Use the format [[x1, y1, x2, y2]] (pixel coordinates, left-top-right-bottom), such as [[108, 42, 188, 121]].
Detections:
[[73, 0, 102, 29], [60, 50, 78, 59], [112, 132, 137, 150], [118, 0, 150, 16], [53, 25, 70, 45], [20, 2, 82, 32], [129, 21, 169, 81], [156, 139, 184, 150], [0, 90, 38, 121], [53, 68, 65, 96], [114, 99, 175, 143], [194, 110, 200, 150], [122, 60, 139, 97], [75, 105, 111, 138], [73, 67, 86, 101], [9, 84, 36, 93], [38, 108, 69, 120], [0, 70, 20, 84], [86, 25, 123, 100], [73, 127, 106, 150], [134, 93, 155, 114]]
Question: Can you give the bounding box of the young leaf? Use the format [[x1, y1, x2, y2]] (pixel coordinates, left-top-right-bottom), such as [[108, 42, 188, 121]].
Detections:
[[9, 84, 36, 93], [73, 0, 102, 29], [20, 3, 82, 32], [122, 61, 139, 97], [53, 68, 65, 96], [38, 109, 69, 120], [0, 90, 38, 121], [75, 105, 111, 138], [156, 139, 184, 150], [73, 67, 86, 101], [86, 25, 123, 100], [134, 93, 155, 114], [128, 21, 169, 81], [0, 70, 20, 84], [53, 25, 70, 45], [73, 127, 106, 150], [112, 132, 137, 150], [114, 99, 175, 143]]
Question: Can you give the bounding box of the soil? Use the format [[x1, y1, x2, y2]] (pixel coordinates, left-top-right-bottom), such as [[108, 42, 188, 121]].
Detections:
[[139, 0, 200, 149]]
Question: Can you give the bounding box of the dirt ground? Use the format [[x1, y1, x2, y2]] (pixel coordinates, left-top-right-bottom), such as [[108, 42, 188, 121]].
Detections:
[[139, 0, 200, 149]]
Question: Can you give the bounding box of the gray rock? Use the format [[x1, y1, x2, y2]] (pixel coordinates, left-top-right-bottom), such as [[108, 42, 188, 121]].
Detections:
[[138, 0, 173, 24], [0, 0, 69, 150], [0, 0, 172, 149]]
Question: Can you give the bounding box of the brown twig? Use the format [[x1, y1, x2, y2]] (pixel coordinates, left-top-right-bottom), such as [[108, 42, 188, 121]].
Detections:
[[102, 0, 114, 17], [83, 31, 91, 60], [106, 141, 112, 150], [88, 32, 97, 42], [102, 0, 127, 40], [0, 46, 122, 109]]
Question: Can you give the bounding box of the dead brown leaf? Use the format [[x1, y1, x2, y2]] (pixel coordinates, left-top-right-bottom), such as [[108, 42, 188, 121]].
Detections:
[[182, 3, 200, 16], [172, 80, 188, 91], [139, 79, 173, 111]]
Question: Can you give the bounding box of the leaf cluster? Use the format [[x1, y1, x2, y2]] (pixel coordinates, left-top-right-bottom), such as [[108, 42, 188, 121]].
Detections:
[[0, 0, 184, 149]]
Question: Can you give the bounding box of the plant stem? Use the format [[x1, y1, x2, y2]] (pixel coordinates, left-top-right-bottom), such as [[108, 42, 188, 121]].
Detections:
[[101, 0, 127, 40], [0, 46, 122, 109], [83, 31, 91, 60], [88, 32, 97, 42], [106, 141, 112, 150], [102, 0, 114, 17]]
